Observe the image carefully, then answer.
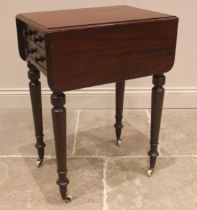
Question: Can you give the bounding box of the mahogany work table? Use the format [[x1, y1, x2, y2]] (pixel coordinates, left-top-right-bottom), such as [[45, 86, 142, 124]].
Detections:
[[16, 5, 178, 201]]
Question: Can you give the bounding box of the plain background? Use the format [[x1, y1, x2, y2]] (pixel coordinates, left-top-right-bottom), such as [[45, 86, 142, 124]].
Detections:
[[1, 0, 197, 108]]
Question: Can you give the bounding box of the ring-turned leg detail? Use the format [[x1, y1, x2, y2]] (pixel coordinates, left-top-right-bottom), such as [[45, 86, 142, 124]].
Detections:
[[28, 62, 45, 167], [114, 81, 125, 146], [147, 74, 165, 177], [51, 92, 71, 202]]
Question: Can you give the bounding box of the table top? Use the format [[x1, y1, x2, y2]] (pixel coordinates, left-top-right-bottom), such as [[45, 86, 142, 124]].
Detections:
[[16, 5, 178, 91], [16, 5, 174, 31]]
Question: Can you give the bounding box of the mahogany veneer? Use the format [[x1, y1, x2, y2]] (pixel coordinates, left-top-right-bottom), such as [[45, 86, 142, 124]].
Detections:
[[16, 5, 178, 201]]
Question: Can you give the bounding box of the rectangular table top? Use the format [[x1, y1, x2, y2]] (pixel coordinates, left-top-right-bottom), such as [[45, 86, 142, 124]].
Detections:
[[16, 5, 174, 31], [16, 5, 178, 92]]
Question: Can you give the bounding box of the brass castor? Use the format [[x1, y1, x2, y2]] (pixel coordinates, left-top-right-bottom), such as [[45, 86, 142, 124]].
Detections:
[[63, 195, 72, 203], [36, 159, 43, 167], [117, 139, 122, 146], [147, 169, 154, 177]]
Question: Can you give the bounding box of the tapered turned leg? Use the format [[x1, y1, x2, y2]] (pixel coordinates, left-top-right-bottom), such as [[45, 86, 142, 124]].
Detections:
[[147, 74, 165, 177], [28, 62, 45, 167], [51, 92, 71, 202], [114, 81, 125, 146]]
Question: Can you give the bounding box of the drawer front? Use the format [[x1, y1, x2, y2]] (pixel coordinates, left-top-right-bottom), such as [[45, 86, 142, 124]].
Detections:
[[23, 25, 47, 71], [26, 40, 47, 69]]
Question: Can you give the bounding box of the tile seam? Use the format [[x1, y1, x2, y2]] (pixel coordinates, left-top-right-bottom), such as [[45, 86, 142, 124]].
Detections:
[[71, 110, 81, 156], [145, 109, 151, 124], [145, 108, 162, 155], [0, 155, 197, 158], [102, 158, 108, 210]]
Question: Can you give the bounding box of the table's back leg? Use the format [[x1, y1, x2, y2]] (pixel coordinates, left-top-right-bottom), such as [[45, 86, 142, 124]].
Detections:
[[27, 62, 45, 167], [114, 80, 125, 146], [147, 74, 165, 177], [51, 92, 72, 202]]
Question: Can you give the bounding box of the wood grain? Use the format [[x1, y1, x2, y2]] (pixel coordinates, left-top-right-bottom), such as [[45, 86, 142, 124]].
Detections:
[[16, 6, 178, 92], [16, 5, 179, 201], [16, 5, 173, 30], [46, 18, 178, 91]]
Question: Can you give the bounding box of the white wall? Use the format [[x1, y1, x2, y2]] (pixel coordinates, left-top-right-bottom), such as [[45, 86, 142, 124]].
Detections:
[[0, 0, 197, 109]]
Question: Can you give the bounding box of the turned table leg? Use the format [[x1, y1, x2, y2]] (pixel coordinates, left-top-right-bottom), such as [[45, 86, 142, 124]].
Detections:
[[51, 92, 71, 202], [28, 62, 45, 167], [147, 74, 165, 177], [114, 80, 125, 146]]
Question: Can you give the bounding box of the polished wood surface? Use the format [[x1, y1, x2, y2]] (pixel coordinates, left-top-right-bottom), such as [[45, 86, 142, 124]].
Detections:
[[47, 19, 177, 91], [16, 5, 173, 30], [149, 74, 165, 173], [16, 5, 178, 201], [51, 92, 70, 201], [16, 5, 178, 92], [28, 62, 45, 166], [114, 81, 125, 145]]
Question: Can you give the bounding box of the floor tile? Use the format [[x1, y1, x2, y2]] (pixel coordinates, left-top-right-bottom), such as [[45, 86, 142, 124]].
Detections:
[[159, 110, 197, 155], [106, 157, 197, 210], [0, 157, 104, 210], [75, 110, 150, 156], [1, 109, 197, 209], [0, 110, 78, 156]]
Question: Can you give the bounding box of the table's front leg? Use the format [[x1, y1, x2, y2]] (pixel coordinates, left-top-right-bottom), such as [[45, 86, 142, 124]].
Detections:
[[27, 62, 45, 167], [114, 81, 125, 146], [147, 74, 165, 177], [51, 92, 72, 202]]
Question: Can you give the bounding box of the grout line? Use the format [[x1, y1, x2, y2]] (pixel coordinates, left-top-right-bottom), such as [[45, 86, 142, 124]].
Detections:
[[0, 155, 55, 158], [110, 155, 197, 158], [1, 108, 196, 111], [71, 110, 81, 156], [157, 145, 161, 156], [1, 155, 197, 158], [145, 109, 151, 124], [102, 158, 108, 210]]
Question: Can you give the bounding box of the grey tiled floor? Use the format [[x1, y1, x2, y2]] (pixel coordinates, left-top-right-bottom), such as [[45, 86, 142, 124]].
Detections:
[[0, 109, 197, 210]]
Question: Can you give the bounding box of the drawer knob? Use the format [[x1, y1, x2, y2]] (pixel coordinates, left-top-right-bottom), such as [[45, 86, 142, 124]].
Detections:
[[34, 36, 44, 43], [28, 29, 36, 36], [26, 48, 37, 55], [23, 29, 36, 37], [35, 56, 45, 63]]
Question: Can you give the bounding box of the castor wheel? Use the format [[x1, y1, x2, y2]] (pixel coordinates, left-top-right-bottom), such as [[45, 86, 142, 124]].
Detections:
[[63, 195, 72, 203], [147, 169, 154, 177], [116, 139, 122, 146], [36, 159, 43, 167]]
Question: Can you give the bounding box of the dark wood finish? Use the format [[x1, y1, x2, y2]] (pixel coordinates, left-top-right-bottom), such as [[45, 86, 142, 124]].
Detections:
[[16, 5, 179, 201], [51, 92, 70, 201], [27, 62, 45, 166], [148, 74, 166, 172], [114, 81, 125, 144], [16, 6, 174, 30], [16, 19, 27, 60], [16, 6, 178, 92], [47, 19, 177, 92]]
